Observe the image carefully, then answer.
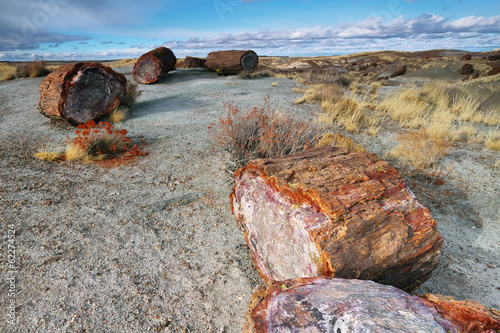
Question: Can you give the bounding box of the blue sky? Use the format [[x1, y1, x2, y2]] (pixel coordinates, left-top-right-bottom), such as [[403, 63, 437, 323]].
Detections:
[[1, 0, 499, 61]]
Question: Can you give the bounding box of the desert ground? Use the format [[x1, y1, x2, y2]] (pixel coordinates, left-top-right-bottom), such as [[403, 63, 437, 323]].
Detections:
[[0, 50, 499, 332]]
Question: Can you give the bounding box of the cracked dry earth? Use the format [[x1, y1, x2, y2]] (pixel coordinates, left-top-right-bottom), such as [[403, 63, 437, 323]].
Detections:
[[0, 67, 499, 332]]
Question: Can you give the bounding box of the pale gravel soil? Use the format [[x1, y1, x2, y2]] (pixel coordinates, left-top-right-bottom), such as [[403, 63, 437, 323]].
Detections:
[[0, 68, 499, 333]]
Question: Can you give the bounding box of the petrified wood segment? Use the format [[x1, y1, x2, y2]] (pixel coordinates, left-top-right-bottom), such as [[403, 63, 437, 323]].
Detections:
[[133, 47, 177, 84], [231, 146, 443, 291], [184, 56, 206, 69], [420, 294, 500, 333], [206, 50, 258, 75], [38, 62, 127, 125], [245, 277, 460, 333]]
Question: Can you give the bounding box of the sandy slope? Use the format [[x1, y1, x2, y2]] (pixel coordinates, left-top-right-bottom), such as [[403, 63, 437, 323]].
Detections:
[[0, 67, 498, 332]]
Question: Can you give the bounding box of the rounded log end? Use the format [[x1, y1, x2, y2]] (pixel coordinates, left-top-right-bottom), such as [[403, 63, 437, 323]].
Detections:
[[241, 51, 258, 73]]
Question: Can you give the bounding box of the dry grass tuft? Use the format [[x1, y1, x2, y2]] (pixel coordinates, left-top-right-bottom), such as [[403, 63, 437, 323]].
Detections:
[[485, 131, 500, 151], [34, 150, 63, 162], [320, 97, 368, 132], [271, 81, 278, 87], [2, 72, 15, 81], [120, 81, 142, 107], [315, 133, 366, 152], [109, 106, 130, 124], [389, 129, 450, 171]]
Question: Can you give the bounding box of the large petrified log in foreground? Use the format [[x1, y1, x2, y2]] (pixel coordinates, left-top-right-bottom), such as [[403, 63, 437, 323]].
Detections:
[[133, 47, 177, 84], [420, 294, 500, 333], [245, 277, 499, 333], [245, 277, 455, 332], [205, 50, 258, 75], [231, 146, 443, 292], [38, 62, 127, 125], [184, 56, 206, 69]]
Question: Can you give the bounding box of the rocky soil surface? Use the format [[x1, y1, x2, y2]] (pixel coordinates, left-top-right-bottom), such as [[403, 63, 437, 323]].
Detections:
[[0, 66, 499, 332]]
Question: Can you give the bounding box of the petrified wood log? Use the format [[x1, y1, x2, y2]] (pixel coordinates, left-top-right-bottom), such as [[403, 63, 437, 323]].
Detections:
[[390, 65, 407, 77], [38, 62, 127, 125], [420, 294, 500, 333], [184, 56, 206, 69], [133, 47, 177, 84], [462, 64, 474, 75], [231, 146, 443, 292], [206, 50, 258, 75], [245, 277, 461, 332]]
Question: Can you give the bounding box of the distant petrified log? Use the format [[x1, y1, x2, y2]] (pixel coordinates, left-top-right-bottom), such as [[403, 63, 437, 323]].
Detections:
[[462, 64, 474, 75], [231, 146, 443, 292], [420, 294, 500, 333], [487, 66, 500, 76], [184, 56, 206, 69], [245, 277, 460, 333], [133, 47, 177, 84], [38, 62, 126, 125], [462, 54, 472, 61], [390, 65, 407, 78], [206, 50, 258, 75], [487, 54, 500, 61]]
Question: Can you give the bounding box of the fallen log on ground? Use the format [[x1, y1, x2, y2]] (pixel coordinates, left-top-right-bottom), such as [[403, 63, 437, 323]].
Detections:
[[133, 47, 177, 84], [231, 146, 443, 292], [38, 62, 127, 125], [184, 56, 206, 69], [206, 50, 258, 75], [245, 277, 498, 333]]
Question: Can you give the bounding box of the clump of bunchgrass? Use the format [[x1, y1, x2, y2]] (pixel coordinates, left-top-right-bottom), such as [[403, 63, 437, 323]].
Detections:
[[120, 81, 142, 108], [389, 129, 450, 171], [315, 133, 366, 152], [109, 106, 130, 124]]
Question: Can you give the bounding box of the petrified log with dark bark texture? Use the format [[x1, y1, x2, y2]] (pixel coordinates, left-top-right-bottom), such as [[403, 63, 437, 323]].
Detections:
[[488, 67, 500, 76], [419, 294, 500, 333], [462, 63, 474, 75], [38, 62, 126, 125], [488, 54, 500, 61], [231, 146, 443, 292], [244, 277, 461, 333], [390, 65, 407, 77], [184, 56, 206, 69], [206, 50, 258, 75], [462, 54, 472, 61], [133, 47, 177, 84]]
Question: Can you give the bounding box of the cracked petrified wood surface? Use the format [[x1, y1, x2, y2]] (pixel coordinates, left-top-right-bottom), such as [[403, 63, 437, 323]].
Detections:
[[419, 294, 500, 333], [231, 146, 443, 291], [133, 47, 177, 84], [38, 62, 127, 125], [244, 277, 460, 333]]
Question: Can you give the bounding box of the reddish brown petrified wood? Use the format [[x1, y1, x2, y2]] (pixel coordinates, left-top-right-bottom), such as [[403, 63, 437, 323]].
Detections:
[[205, 50, 258, 75], [244, 277, 461, 333], [184, 56, 206, 69], [133, 47, 177, 84], [419, 294, 500, 333], [38, 62, 127, 125], [231, 146, 443, 292]]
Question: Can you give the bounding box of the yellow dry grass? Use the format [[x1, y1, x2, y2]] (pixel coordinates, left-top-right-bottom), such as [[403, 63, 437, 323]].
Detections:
[[64, 144, 89, 162], [389, 129, 451, 171], [271, 81, 278, 87], [34, 150, 62, 162], [109, 106, 129, 124], [315, 133, 366, 152], [0, 63, 16, 81], [485, 131, 500, 151]]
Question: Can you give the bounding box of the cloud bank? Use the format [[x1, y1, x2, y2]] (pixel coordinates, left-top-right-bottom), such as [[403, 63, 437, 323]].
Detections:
[[1, 13, 499, 60]]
